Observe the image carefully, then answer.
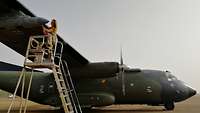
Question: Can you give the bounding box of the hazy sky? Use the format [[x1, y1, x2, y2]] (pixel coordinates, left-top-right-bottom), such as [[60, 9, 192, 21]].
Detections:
[[0, 0, 199, 92]]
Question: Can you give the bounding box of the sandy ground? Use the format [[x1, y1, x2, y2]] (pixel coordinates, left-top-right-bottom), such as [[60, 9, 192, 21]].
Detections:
[[0, 95, 199, 113]]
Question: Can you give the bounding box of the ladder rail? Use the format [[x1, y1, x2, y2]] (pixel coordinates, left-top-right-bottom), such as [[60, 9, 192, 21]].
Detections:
[[60, 62, 77, 112], [52, 36, 58, 62], [61, 61, 82, 113], [52, 40, 79, 113], [53, 42, 75, 112], [7, 68, 25, 113], [24, 37, 33, 65], [54, 41, 82, 113], [19, 69, 26, 113], [54, 41, 64, 66], [23, 69, 34, 113], [52, 67, 73, 113]]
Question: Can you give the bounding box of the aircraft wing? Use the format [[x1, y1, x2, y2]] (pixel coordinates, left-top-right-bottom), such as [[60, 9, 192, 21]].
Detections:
[[0, 0, 89, 68], [0, 61, 41, 72]]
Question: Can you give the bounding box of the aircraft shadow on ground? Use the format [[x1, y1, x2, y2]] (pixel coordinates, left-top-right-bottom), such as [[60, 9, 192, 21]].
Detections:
[[0, 109, 165, 113], [0, 110, 59, 113], [84, 109, 165, 113]]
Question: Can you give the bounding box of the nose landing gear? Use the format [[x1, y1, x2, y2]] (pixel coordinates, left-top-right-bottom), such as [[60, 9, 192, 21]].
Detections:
[[164, 101, 174, 110]]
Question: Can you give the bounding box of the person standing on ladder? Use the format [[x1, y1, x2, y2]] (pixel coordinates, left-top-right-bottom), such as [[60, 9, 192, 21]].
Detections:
[[42, 19, 57, 62]]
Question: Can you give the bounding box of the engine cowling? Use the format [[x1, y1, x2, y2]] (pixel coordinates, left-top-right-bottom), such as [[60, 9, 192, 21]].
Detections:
[[68, 62, 119, 79]]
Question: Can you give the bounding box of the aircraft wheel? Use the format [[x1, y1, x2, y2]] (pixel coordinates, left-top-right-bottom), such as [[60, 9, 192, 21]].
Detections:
[[164, 101, 174, 110]]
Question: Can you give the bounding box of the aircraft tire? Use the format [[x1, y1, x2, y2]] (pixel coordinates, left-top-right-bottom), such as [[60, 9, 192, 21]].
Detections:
[[164, 101, 174, 110]]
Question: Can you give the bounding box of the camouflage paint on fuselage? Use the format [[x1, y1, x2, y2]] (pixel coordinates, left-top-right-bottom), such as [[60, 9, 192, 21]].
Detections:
[[0, 68, 196, 108], [0, 69, 167, 106], [75, 69, 164, 105]]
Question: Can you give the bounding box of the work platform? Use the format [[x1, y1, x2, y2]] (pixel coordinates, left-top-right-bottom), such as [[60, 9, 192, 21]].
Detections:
[[24, 62, 57, 68], [7, 35, 82, 113]]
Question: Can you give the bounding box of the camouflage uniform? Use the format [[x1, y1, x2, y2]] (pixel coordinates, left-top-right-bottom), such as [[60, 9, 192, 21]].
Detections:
[[43, 19, 57, 61]]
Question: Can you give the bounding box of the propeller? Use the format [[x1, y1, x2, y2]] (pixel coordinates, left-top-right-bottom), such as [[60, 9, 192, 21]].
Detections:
[[119, 47, 126, 96]]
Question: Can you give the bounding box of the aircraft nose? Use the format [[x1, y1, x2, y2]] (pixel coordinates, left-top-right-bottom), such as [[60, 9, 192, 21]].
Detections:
[[188, 87, 196, 98], [174, 82, 196, 102]]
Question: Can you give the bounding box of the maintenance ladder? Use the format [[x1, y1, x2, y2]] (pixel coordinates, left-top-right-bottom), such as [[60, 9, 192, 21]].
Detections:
[[7, 35, 82, 113]]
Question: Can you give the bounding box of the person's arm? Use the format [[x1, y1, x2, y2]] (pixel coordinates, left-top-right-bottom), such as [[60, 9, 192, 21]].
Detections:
[[43, 25, 53, 33]]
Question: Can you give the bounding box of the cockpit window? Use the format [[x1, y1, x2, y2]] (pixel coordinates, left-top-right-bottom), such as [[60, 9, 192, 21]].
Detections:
[[168, 78, 172, 81], [166, 72, 177, 81]]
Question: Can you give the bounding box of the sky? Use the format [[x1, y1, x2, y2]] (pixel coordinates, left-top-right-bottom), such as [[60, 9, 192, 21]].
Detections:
[[0, 0, 199, 92]]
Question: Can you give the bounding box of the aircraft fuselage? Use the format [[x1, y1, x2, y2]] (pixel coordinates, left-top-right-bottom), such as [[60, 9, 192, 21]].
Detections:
[[0, 68, 196, 110]]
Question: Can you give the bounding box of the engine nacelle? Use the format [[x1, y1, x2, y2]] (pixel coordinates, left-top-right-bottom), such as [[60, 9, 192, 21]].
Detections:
[[68, 62, 119, 79], [78, 92, 115, 107]]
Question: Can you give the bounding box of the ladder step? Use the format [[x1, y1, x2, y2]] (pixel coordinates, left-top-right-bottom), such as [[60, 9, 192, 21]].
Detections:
[[67, 89, 73, 92], [59, 79, 64, 82], [59, 80, 65, 84], [62, 89, 73, 93], [55, 53, 61, 56], [63, 94, 69, 98], [57, 72, 62, 75], [28, 55, 36, 58], [55, 65, 60, 68], [24, 63, 54, 68], [29, 49, 45, 53], [64, 96, 71, 102], [65, 103, 72, 106], [64, 90, 74, 94], [61, 87, 67, 90]]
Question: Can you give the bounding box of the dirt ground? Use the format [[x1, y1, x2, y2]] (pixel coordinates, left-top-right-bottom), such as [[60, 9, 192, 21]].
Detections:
[[0, 94, 199, 113]]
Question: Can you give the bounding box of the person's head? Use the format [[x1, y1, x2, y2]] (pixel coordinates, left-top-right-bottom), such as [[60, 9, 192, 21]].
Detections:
[[51, 19, 57, 28]]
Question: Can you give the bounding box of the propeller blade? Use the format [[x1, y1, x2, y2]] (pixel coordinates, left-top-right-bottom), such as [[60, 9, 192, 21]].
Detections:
[[120, 47, 123, 65], [119, 47, 126, 95], [121, 67, 126, 96]]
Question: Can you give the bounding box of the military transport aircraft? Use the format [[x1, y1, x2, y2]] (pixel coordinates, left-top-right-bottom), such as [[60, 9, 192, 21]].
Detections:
[[0, 0, 196, 111]]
